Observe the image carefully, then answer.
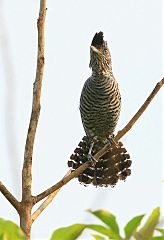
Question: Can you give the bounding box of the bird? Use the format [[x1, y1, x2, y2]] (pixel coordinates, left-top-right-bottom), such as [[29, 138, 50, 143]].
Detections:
[[80, 31, 121, 145], [68, 32, 131, 187]]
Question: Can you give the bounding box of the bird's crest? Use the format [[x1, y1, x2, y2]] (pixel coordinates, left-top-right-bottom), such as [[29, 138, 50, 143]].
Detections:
[[91, 31, 104, 47]]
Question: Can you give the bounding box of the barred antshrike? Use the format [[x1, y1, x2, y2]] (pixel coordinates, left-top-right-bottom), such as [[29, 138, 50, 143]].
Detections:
[[68, 32, 131, 187]]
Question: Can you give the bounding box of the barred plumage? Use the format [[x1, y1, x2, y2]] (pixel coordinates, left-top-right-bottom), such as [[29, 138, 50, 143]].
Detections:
[[80, 32, 121, 142], [68, 32, 131, 187]]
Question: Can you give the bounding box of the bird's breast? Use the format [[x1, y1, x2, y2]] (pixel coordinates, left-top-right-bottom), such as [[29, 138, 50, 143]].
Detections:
[[80, 75, 121, 141]]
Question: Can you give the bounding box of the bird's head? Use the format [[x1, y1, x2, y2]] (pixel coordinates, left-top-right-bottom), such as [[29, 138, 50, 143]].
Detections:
[[89, 31, 112, 74]]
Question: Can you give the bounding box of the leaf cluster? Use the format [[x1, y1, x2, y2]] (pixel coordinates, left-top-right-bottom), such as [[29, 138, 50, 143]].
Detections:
[[51, 207, 164, 240], [0, 207, 163, 240]]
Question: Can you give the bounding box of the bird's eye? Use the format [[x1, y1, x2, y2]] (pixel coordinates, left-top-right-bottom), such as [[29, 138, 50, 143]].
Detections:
[[104, 48, 108, 54]]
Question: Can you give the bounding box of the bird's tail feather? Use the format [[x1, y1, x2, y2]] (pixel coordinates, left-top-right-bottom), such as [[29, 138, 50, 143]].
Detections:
[[68, 136, 132, 187]]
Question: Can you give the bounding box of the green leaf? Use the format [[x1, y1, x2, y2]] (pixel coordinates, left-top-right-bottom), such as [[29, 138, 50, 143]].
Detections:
[[156, 229, 164, 236], [87, 209, 120, 234], [50, 224, 86, 240], [51, 223, 122, 240], [135, 207, 160, 240], [92, 234, 106, 240], [124, 214, 144, 239], [0, 218, 26, 240], [87, 224, 122, 239]]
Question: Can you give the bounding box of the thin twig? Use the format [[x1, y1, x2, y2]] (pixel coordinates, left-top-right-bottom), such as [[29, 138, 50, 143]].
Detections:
[[32, 190, 60, 223], [0, 181, 20, 212], [33, 78, 164, 204], [31, 170, 71, 222]]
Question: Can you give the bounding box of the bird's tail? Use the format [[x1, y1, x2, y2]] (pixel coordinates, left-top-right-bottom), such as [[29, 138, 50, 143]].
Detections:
[[68, 136, 132, 187]]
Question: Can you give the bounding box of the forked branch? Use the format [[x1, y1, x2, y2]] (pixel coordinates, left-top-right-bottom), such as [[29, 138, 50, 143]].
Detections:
[[31, 170, 71, 222]]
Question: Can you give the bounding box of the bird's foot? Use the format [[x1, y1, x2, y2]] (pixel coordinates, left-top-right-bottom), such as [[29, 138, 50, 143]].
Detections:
[[108, 134, 117, 146], [87, 141, 98, 167], [87, 153, 98, 167]]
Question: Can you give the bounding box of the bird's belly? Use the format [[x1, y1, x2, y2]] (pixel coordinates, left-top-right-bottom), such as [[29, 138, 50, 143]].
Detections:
[[80, 76, 121, 142], [80, 96, 121, 141]]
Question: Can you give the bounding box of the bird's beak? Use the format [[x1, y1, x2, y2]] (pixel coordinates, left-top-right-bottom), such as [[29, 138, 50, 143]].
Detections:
[[90, 45, 101, 54]]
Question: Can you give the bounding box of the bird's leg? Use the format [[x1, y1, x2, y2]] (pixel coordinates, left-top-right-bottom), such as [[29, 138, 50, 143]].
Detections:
[[87, 142, 97, 166], [108, 134, 117, 146]]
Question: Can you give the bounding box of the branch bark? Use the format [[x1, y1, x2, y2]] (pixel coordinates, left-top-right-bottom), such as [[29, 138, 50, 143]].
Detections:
[[33, 77, 164, 204], [19, 0, 46, 239], [0, 181, 20, 212], [115, 78, 164, 140], [31, 170, 71, 223], [31, 190, 60, 223]]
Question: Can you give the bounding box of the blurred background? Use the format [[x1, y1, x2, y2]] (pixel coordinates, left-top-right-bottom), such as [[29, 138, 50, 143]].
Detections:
[[0, 0, 163, 239]]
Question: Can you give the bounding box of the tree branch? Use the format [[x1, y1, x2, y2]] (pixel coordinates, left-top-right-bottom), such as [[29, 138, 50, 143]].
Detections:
[[94, 78, 164, 160], [31, 170, 71, 222], [22, 0, 46, 203], [33, 163, 90, 204], [0, 181, 20, 212], [19, 0, 46, 238], [33, 77, 164, 204], [115, 78, 164, 140], [32, 190, 60, 223]]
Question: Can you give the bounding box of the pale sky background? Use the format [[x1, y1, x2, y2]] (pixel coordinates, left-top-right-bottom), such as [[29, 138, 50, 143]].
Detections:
[[0, 0, 163, 239]]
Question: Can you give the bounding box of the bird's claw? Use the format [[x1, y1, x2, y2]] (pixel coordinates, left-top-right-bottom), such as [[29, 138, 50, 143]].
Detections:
[[108, 134, 117, 145], [87, 153, 97, 167]]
